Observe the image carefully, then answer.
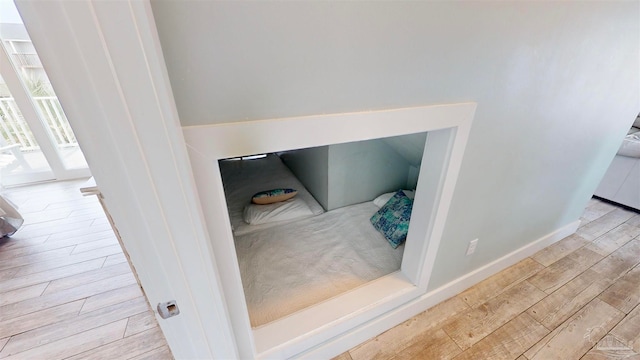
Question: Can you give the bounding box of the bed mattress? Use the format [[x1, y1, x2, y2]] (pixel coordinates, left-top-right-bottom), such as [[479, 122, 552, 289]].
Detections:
[[234, 201, 404, 327]]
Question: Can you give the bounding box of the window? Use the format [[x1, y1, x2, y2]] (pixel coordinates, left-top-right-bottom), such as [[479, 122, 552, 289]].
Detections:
[[0, 1, 89, 185]]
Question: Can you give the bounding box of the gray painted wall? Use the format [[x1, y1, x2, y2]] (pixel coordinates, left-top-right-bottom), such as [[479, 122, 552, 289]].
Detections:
[[327, 139, 410, 210], [279, 146, 330, 210], [382, 133, 427, 167], [280, 138, 413, 211], [152, 1, 639, 289], [407, 166, 420, 190]]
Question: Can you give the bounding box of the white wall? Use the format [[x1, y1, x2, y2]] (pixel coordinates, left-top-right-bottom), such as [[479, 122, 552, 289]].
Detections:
[[327, 139, 410, 209], [152, 2, 638, 288], [279, 146, 330, 209], [382, 133, 427, 167], [280, 138, 413, 210]]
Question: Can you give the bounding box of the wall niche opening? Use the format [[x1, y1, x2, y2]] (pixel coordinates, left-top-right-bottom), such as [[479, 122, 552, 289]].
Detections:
[[183, 103, 475, 358], [217, 133, 426, 328]]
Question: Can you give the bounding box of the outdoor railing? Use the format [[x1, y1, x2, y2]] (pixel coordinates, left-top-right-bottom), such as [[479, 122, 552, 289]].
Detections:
[[0, 96, 77, 151]]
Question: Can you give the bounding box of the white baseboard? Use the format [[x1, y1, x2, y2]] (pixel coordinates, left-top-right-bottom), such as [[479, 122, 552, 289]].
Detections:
[[298, 219, 580, 359]]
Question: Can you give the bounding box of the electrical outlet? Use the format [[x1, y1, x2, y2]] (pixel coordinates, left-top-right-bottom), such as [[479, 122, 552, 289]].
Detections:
[[466, 238, 478, 256]]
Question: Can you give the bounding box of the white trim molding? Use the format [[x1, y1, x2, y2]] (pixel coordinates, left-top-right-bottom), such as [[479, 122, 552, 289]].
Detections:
[[14, 1, 238, 358], [298, 219, 580, 359], [184, 103, 476, 358]]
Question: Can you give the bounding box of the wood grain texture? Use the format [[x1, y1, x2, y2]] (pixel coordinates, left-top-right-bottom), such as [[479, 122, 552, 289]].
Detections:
[[124, 311, 161, 337], [599, 265, 640, 314], [390, 329, 461, 360], [443, 281, 546, 350], [0, 235, 48, 252], [42, 261, 132, 295], [610, 304, 640, 353], [65, 327, 166, 360], [44, 222, 113, 242], [577, 208, 636, 241], [585, 223, 640, 257], [2, 230, 110, 254], [130, 345, 174, 360], [80, 283, 144, 314], [0, 300, 85, 339], [531, 234, 589, 267], [349, 296, 469, 360], [527, 247, 603, 294], [348, 199, 640, 360], [522, 321, 562, 360], [0, 180, 170, 359], [17, 219, 96, 239], [0, 235, 74, 261], [71, 236, 119, 254], [0, 282, 48, 307], [0, 268, 18, 282], [580, 200, 618, 224], [0, 297, 149, 358], [582, 335, 640, 360], [12, 244, 122, 278], [459, 258, 544, 308], [0, 257, 105, 294], [103, 253, 129, 267], [333, 351, 354, 360], [526, 298, 624, 360], [1, 319, 128, 360], [526, 269, 612, 329], [0, 246, 75, 272], [3, 177, 639, 359], [0, 272, 137, 322], [626, 214, 640, 228], [452, 312, 548, 360], [591, 239, 640, 281]]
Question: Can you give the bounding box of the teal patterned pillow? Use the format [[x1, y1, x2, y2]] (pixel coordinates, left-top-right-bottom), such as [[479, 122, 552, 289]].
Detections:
[[370, 190, 413, 248]]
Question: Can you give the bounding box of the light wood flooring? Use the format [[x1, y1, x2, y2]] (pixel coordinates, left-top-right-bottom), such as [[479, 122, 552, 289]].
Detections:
[[0, 179, 172, 359], [338, 198, 640, 360], [3, 180, 639, 360]]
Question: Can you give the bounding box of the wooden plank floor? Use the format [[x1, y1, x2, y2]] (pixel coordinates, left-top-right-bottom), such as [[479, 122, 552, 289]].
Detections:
[[3, 180, 639, 360], [339, 198, 640, 360], [0, 179, 172, 359]]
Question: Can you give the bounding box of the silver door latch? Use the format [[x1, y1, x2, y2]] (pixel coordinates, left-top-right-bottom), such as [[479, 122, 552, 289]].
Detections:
[[157, 300, 180, 319]]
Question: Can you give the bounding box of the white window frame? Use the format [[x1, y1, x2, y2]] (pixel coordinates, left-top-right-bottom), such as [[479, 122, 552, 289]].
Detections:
[[0, 25, 90, 185]]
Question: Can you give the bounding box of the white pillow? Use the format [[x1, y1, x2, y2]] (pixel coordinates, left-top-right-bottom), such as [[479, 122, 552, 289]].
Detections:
[[243, 197, 315, 225], [373, 190, 415, 208]]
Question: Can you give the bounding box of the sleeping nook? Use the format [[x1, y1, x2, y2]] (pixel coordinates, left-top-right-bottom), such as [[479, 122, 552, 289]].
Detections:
[[218, 133, 426, 327], [183, 103, 475, 358]]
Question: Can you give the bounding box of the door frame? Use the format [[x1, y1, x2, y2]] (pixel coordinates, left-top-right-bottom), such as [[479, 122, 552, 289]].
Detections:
[[14, 1, 238, 358]]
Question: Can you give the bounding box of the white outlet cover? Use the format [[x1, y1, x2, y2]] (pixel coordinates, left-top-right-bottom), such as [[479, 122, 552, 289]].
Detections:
[[466, 239, 478, 256]]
